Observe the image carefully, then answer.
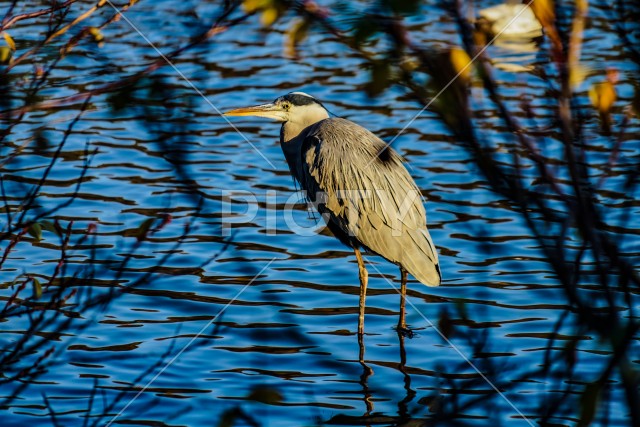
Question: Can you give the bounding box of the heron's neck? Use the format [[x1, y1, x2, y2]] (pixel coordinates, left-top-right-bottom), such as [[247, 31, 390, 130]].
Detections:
[[280, 122, 306, 144], [279, 111, 327, 184], [280, 108, 329, 144]]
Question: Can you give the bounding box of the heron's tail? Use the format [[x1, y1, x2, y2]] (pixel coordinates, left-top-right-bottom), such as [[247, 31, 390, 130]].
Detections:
[[401, 228, 441, 287]]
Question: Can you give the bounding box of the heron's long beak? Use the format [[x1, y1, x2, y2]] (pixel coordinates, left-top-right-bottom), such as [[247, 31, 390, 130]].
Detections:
[[223, 103, 286, 121]]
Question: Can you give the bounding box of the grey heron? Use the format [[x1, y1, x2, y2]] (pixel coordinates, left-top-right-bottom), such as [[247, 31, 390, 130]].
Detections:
[[224, 92, 441, 335]]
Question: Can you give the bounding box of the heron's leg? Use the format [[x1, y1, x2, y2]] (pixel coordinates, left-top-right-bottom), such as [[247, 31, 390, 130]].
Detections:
[[353, 247, 368, 335], [398, 268, 408, 330]]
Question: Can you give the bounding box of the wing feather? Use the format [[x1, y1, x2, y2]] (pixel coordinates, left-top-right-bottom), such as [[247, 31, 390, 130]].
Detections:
[[293, 118, 441, 286]]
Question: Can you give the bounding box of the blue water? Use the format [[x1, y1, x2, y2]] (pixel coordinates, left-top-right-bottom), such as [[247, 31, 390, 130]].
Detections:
[[1, 1, 638, 426]]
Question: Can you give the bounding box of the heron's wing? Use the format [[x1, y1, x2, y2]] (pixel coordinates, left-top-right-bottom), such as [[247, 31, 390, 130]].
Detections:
[[298, 118, 441, 286]]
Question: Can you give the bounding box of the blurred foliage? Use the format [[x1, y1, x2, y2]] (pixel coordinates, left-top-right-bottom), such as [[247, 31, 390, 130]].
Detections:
[[0, 1, 235, 425]]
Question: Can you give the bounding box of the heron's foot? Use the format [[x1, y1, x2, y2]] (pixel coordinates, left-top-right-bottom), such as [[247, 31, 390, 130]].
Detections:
[[396, 325, 415, 338]]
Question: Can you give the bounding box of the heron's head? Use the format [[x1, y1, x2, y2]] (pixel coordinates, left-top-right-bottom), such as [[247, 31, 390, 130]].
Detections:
[[223, 92, 329, 123]]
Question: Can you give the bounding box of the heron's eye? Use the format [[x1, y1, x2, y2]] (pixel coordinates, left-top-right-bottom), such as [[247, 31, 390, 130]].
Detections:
[[282, 103, 291, 111]]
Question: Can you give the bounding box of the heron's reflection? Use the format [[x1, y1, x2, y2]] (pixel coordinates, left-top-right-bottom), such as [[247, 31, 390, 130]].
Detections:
[[358, 332, 374, 417], [396, 330, 417, 422], [353, 328, 420, 426]]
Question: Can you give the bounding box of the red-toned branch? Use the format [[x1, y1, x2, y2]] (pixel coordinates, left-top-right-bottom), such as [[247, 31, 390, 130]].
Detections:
[[0, 11, 252, 119], [0, 0, 81, 32]]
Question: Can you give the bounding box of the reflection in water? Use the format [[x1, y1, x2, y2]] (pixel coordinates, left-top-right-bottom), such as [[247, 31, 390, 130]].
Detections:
[[396, 331, 416, 423], [330, 331, 422, 425], [358, 332, 374, 420]]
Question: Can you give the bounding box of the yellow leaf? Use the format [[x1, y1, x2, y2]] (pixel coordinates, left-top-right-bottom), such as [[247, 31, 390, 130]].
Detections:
[[243, 0, 258, 12], [260, 6, 279, 27], [88, 27, 104, 42], [0, 46, 12, 64], [243, 0, 270, 13], [2, 32, 15, 51], [589, 82, 616, 113], [589, 69, 618, 114], [285, 18, 310, 58], [449, 47, 473, 83]]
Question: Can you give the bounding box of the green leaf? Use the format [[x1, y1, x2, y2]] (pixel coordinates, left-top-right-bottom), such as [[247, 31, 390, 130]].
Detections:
[[136, 218, 155, 241], [28, 223, 43, 241], [32, 277, 42, 299], [40, 220, 61, 237]]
